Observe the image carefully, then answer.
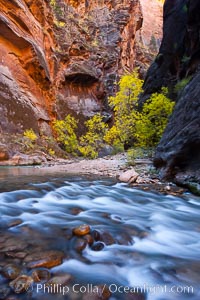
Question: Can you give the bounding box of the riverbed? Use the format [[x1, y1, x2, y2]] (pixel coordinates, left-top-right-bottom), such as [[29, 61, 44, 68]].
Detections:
[[0, 167, 200, 300]]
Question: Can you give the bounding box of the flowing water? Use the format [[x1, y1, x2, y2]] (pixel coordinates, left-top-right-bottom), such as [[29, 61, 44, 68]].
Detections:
[[0, 167, 200, 300]]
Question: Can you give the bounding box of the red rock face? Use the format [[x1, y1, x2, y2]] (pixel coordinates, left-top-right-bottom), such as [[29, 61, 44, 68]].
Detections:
[[139, 0, 163, 48], [0, 0, 55, 134], [135, 0, 163, 75], [0, 0, 163, 135]]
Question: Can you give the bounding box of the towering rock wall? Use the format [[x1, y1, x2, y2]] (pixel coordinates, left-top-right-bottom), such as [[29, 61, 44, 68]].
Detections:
[[143, 0, 200, 185], [135, 0, 163, 75], [0, 0, 55, 135], [0, 0, 163, 138], [0, 0, 140, 136]]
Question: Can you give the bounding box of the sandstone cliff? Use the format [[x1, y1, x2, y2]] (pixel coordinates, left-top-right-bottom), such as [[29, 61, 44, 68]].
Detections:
[[143, 0, 200, 187], [0, 0, 162, 140]]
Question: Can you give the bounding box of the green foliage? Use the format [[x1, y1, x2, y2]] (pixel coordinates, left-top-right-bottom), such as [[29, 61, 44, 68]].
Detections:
[[106, 71, 175, 150], [126, 147, 154, 166], [182, 4, 188, 13], [106, 71, 143, 149], [54, 20, 65, 27], [53, 115, 78, 154], [48, 148, 55, 156], [51, 71, 174, 159], [104, 125, 121, 148], [109, 71, 143, 113], [23, 129, 38, 149], [23, 129, 37, 142], [181, 55, 190, 63], [50, 0, 56, 6], [135, 88, 175, 147], [78, 114, 108, 159], [174, 77, 191, 93], [50, 0, 63, 20], [53, 114, 108, 159]]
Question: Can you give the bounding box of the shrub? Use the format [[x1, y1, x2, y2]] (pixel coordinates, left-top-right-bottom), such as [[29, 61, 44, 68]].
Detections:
[[174, 77, 191, 93], [106, 71, 175, 150], [23, 129, 37, 142], [53, 115, 78, 154], [104, 125, 121, 148], [54, 20, 65, 27], [126, 147, 154, 166], [135, 88, 175, 147], [48, 148, 55, 156], [51, 72, 175, 158], [106, 71, 143, 149], [78, 114, 108, 159], [23, 129, 38, 149]]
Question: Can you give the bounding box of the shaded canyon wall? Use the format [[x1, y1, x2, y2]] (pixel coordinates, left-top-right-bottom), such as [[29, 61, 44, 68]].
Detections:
[[143, 0, 200, 185]]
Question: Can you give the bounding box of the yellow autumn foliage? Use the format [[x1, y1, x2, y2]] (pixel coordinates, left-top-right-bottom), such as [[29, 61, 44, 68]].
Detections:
[[52, 71, 174, 158], [53, 115, 78, 154], [106, 72, 175, 149], [78, 114, 108, 159], [23, 129, 37, 142]]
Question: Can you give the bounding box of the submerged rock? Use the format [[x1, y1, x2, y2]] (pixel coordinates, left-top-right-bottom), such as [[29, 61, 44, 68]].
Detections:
[[91, 230, 101, 242], [91, 242, 105, 251], [73, 224, 91, 236], [0, 284, 10, 299], [24, 250, 64, 269], [5, 252, 27, 259], [32, 269, 51, 283], [7, 219, 22, 228], [46, 274, 72, 287], [9, 275, 33, 294], [74, 238, 88, 252], [99, 232, 115, 246], [83, 234, 94, 246], [124, 292, 146, 300], [82, 284, 111, 300], [2, 264, 21, 280], [0, 237, 27, 253]]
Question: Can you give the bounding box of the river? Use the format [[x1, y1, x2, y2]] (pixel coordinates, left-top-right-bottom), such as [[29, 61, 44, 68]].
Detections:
[[0, 167, 200, 300]]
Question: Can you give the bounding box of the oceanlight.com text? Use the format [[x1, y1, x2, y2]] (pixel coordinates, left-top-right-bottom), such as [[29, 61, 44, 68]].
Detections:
[[26, 283, 194, 296]]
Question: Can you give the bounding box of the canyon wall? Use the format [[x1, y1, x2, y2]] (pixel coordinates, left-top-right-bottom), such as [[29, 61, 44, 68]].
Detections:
[[0, 0, 162, 138], [143, 0, 200, 186]]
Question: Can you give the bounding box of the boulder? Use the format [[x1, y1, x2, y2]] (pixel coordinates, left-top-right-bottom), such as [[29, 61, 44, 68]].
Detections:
[[8, 154, 46, 166], [0, 144, 9, 161], [9, 275, 33, 294], [119, 169, 139, 183]]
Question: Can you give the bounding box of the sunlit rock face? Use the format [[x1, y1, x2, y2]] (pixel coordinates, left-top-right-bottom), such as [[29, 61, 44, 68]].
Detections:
[[0, 0, 162, 135], [139, 0, 163, 48], [0, 0, 54, 134], [135, 0, 163, 75]]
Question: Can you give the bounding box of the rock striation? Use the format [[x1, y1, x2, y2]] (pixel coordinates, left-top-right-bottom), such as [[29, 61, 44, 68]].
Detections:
[[0, 0, 162, 138]]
